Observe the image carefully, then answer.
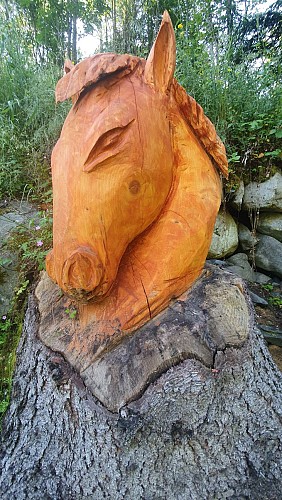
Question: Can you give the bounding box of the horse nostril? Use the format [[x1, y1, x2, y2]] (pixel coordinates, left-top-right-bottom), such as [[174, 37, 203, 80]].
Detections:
[[62, 247, 103, 293]]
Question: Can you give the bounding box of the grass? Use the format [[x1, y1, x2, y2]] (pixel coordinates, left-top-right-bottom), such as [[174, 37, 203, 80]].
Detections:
[[0, 209, 53, 427], [0, 305, 25, 420]]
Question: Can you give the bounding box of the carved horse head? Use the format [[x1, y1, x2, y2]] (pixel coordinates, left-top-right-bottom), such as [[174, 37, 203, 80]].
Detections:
[[46, 12, 228, 333]]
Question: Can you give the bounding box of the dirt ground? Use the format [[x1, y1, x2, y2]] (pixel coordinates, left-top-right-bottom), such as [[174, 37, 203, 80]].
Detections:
[[268, 345, 282, 371]]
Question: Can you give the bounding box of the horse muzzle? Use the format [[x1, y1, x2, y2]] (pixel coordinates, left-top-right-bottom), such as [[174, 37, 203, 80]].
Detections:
[[46, 246, 105, 302]]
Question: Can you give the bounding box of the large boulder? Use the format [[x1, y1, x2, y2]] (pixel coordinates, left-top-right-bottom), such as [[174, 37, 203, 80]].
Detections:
[[253, 271, 272, 284], [208, 209, 238, 259], [238, 223, 258, 251], [257, 213, 282, 242], [242, 173, 282, 212], [229, 180, 244, 211], [226, 253, 255, 282], [255, 234, 282, 278]]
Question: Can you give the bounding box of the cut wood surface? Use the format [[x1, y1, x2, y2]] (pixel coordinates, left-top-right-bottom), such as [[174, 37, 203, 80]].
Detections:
[[1, 267, 282, 499], [36, 265, 250, 410], [45, 12, 228, 359]]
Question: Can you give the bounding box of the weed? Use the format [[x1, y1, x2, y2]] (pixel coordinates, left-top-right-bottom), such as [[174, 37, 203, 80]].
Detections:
[[65, 308, 78, 320], [0, 210, 53, 426], [261, 284, 282, 309], [262, 284, 274, 292], [0, 309, 24, 425], [15, 280, 30, 298], [8, 210, 53, 275], [268, 296, 282, 308]]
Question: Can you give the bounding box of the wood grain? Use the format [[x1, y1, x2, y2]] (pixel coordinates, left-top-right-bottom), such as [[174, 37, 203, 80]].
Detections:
[[36, 266, 250, 409], [45, 12, 228, 355]]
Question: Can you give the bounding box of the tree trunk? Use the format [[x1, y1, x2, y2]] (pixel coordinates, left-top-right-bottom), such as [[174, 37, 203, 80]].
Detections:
[[112, 0, 117, 50], [1, 266, 282, 499], [67, 14, 73, 61], [72, 15, 77, 64]]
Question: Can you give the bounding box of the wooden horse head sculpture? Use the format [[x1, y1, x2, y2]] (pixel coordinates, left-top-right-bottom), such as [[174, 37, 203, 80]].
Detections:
[[45, 12, 228, 359]]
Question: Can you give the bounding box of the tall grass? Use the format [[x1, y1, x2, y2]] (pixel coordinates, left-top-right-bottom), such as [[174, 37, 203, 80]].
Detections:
[[0, 64, 70, 200], [0, 15, 70, 200]]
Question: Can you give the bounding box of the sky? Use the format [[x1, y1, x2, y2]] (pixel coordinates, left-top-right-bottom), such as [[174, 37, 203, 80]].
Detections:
[[78, 31, 100, 58]]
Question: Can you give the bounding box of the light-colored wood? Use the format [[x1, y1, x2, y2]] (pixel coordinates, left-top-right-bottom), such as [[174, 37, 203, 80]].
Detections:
[[36, 266, 249, 409], [46, 11, 228, 355]]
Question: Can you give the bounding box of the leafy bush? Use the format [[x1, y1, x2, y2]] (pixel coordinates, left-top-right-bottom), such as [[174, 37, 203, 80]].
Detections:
[[175, 16, 282, 189]]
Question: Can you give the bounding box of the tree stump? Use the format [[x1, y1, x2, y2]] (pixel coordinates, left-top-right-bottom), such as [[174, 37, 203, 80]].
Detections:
[[1, 265, 282, 499]]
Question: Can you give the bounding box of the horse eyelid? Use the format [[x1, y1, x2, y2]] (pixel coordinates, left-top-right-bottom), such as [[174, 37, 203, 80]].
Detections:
[[83, 119, 135, 173]]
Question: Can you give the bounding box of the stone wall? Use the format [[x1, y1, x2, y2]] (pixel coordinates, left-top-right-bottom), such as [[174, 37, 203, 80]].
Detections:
[[208, 173, 282, 283], [207, 173, 282, 354]]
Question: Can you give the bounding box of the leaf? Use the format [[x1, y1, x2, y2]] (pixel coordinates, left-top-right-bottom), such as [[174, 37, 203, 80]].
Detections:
[[265, 149, 282, 158], [248, 120, 263, 131]]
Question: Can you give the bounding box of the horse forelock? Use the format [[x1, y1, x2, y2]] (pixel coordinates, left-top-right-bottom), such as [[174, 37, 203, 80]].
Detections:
[[56, 52, 227, 178], [55, 53, 144, 104]]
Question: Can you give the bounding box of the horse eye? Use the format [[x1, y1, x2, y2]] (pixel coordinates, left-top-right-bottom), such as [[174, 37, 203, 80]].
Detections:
[[83, 120, 134, 173], [97, 127, 124, 149]]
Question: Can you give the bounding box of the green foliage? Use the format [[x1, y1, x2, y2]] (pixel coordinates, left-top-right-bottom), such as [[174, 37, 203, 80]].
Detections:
[[14, 0, 107, 64], [261, 283, 282, 309], [0, 9, 70, 200], [8, 211, 53, 274], [0, 301, 24, 424], [262, 283, 274, 292], [0, 62, 70, 200], [14, 280, 30, 298], [268, 296, 282, 308], [235, 4, 282, 64], [65, 307, 78, 319], [173, 1, 282, 187], [0, 210, 53, 425]]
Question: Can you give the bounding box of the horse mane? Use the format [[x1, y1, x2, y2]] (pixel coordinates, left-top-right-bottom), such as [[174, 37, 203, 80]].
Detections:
[[56, 53, 228, 178], [172, 82, 228, 177]]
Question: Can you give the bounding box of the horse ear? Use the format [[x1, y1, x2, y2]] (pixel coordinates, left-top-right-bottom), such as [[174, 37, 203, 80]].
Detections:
[[56, 59, 79, 105], [64, 59, 74, 74], [144, 11, 176, 93]]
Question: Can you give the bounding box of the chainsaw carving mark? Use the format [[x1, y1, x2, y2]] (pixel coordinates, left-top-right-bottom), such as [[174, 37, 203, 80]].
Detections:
[[46, 11, 228, 353]]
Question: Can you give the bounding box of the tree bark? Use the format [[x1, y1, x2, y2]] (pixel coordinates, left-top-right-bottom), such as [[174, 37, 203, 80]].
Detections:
[[1, 267, 282, 499]]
